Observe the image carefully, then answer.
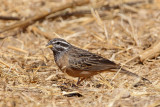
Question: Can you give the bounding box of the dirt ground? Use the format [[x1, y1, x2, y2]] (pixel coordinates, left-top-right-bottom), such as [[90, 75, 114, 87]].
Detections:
[[0, 0, 160, 107]]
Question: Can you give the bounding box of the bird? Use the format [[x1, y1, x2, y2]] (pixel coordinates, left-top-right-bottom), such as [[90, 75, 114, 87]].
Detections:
[[46, 38, 150, 85]]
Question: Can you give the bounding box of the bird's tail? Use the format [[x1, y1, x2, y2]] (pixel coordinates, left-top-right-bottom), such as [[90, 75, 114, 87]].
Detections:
[[116, 68, 151, 83]]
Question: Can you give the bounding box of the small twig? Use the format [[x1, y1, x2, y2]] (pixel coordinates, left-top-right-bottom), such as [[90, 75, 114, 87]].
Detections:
[[110, 67, 122, 82], [33, 66, 41, 75], [0, 59, 11, 68], [7, 46, 29, 54], [123, 55, 139, 65], [0, 16, 20, 20], [100, 0, 147, 10], [98, 74, 114, 89], [47, 10, 91, 20]]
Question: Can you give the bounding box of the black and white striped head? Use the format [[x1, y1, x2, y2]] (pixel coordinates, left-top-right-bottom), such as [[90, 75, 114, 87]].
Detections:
[[46, 38, 71, 54]]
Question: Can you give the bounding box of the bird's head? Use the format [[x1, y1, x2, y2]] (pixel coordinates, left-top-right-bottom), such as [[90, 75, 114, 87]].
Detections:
[[46, 38, 71, 53]]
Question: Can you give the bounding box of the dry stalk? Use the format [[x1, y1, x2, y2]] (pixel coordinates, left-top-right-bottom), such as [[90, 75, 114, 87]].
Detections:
[[139, 40, 160, 61], [7, 46, 29, 54], [0, 59, 11, 68]]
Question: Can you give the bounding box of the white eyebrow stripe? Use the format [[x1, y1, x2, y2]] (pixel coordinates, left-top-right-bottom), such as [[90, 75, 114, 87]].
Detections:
[[53, 41, 70, 45], [56, 44, 69, 51]]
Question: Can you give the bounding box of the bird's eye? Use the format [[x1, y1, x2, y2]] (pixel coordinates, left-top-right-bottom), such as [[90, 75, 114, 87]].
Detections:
[[56, 42, 60, 45]]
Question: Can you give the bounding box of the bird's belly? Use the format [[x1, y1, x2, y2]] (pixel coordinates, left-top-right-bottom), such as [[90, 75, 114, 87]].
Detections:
[[65, 69, 97, 78]]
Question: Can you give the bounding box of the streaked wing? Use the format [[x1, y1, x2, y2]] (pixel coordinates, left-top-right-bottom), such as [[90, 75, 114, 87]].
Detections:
[[68, 47, 118, 71]]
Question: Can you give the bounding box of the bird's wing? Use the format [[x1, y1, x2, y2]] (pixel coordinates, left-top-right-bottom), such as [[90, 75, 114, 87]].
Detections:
[[68, 47, 118, 71]]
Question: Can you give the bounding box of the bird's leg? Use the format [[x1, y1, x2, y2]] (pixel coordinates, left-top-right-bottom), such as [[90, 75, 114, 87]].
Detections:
[[77, 77, 85, 85]]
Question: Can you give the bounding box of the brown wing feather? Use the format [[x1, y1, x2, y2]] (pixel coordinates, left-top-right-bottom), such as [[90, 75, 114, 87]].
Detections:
[[68, 47, 118, 71]]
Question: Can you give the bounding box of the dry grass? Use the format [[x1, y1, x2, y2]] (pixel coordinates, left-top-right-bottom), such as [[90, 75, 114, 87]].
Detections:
[[0, 0, 160, 107]]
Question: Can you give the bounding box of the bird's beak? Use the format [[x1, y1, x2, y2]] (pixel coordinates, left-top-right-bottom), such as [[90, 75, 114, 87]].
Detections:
[[46, 44, 53, 48]]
